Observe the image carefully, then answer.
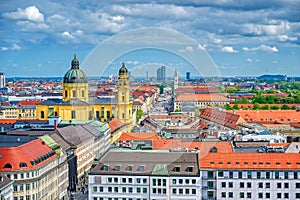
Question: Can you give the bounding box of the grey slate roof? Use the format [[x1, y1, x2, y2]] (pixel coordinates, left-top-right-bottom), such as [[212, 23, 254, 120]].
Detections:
[[89, 97, 118, 105], [90, 149, 199, 176]]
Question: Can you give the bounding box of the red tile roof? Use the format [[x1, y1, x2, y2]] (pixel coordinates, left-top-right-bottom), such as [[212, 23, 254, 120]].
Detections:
[[200, 153, 300, 170], [0, 138, 57, 172], [200, 108, 245, 129], [175, 94, 228, 102], [108, 118, 125, 132], [0, 119, 17, 124], [17, 100, 43, 106], [232, 110, 300, 123], [118, 132, 160, 141]]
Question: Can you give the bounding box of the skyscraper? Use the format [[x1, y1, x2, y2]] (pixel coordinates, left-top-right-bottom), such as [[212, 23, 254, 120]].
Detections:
[[186, 72, 191, 81], [156, 66, 166, 81], [0, 72, 5, 88]]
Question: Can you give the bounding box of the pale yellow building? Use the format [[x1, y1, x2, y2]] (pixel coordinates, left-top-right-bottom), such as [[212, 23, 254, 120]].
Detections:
[[36, 55, 133, 128]]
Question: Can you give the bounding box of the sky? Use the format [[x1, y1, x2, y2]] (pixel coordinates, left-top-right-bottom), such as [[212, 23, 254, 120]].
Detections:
[[0, 0, 299, 77]]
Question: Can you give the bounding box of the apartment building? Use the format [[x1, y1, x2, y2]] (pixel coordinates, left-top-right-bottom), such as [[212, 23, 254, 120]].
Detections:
[[0, 137, 67, 200], [89, 149, 201, 200], [89, 144, 300, 200], [0, 174, 14, 200]]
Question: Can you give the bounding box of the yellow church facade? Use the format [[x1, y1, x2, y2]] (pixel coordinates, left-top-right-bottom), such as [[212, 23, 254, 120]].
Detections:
[[36, 55, 133, 128]]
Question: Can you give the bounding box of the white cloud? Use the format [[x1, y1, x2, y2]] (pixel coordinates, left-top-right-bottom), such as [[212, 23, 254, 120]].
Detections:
[[243, 45, 278, 53], [208, 33, 222, 44], [2, 6, 44, 23], [278, 35, 297, 42], [197, 44, 206, 51], [11, 43, 21, 50], [178, 46, 194, 53], [242, 21, 291, 36], [0, 43, 21, 51], [247, 58, 253, 62], [221, 46, 238, 53]]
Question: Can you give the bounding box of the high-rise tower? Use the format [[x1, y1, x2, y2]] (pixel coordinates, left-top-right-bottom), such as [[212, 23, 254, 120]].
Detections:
[[174, 69, 178, 94]]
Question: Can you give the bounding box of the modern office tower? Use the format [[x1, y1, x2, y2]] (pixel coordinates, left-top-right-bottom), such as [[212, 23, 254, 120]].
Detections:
[[186, 72, 191, 81], [146, 71, 149, 81], [174, 69, 178, 92], [156, 66, 166, 81], [0, 72, 5, 88]]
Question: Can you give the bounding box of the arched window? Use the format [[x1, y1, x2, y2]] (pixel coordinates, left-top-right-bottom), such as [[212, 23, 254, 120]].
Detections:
[[4, 163, 12, 169], [41, 111, 45, 119], [19, 162, 27, 168], [65, 90, 68, 98]]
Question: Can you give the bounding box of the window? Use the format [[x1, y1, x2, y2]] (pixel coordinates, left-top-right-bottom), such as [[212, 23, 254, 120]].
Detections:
[[122, 178, 126, 183], [185, 179, 190, 184], [229, 182, 233, 188], [229, 192, 233, 198], [4, 163, 12, 169], [108, 187, 112, 192], [266, 172, 270, 179], [221, 192, 226, 198], [247, 182, 251, 188], [258, 193, 263, 199], [41, 111, 45, 119], [247, 193, 251, 198], [296, 183, 300, 188], [240, 182, 244, 188], [192, 179, 196, 184], [108, 177, 112, 183], [221, 182, 226, 188], [73, 90, 76, 97], [185, 189, 189, 194], [172, 188, 176, 194], [247, 171, 252, 178], [122, 187, 126, 193], [266, 182, 270, 188], [138, 165, 145, 172], [179, 189, 183, 194], [143, 188, 147, 193], [128, 178, 132, 183], [191, 189, 196, 194], [218, 171, 224, 177], [240, 192, 244, 198], [82, 90, 85, 97], [99, 187, 103, 192], [275, 171, 279, 179], [152, 188, 156, 194], [284, 172, 289, 179], [65, 90, 68, 98], [71, 110, 76, 119], [143, 178, 147, 184], [284, 193, 289, 199], [284, 182, 289, 188], [257, 172, 261, 179], [258, 182, 263, 188], [296, 193, 300, 199], [265, 193, 270, 199], [277, 182, 282, 188], [174, 166, 180, 172], [114, 178, 118, 183], [277, 193, 282, 198], [93, 186, 98, 192], [26, 184, 30, 190], [238, 171, 242, 178], [114, 187, 118, 193]]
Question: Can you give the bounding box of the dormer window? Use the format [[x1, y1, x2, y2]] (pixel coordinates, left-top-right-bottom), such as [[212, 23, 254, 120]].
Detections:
[[186, 166, 193, 172], [173, 166, 180, 172], [114, 165, 121, 171], [4, 163, 12, 169], [19, 162, 27, 168], [126, 165, 133, 171], [103, 164, 109, 171], [138, 165, 145, 172]]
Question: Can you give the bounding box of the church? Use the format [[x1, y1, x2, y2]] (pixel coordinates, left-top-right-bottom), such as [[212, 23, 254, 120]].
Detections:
[[36, 55, 133, 127]]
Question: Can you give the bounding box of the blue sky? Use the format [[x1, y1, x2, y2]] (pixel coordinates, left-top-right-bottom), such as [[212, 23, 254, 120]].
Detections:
[[0, 0, 299, 77]]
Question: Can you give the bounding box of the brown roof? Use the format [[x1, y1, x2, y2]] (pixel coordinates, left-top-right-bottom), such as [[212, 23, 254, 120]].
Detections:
[[200, 108, 245, 128]]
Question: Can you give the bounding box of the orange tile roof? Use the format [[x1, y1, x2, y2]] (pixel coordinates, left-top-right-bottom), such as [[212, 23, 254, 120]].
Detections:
[[137, 85, 159, 91], [233, 110, 300, 123], [117, 132, 160, 141], [0, 119, 17, 124], [17, 100, 43, 106], [0, 138, 57, 172], [268, 143, 290, 147], [200, 153, 300, 170], [175, 94, 228, 102], [108, 118, 125, 132]]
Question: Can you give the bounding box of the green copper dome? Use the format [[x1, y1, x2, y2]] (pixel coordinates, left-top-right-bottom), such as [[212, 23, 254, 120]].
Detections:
[[119, 62, 128, 74], [63, 54, 87, 83]]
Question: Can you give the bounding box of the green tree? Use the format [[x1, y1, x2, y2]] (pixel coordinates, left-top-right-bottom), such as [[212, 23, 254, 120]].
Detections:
[[253, 102, 260, 110], [281, 104, 290, 110], [235, 98, 250, 104], [224, 104, 233, 110], [291, 106, 297, 110], [233, 104, 240, 110], [261, 105, 269, 110], [252, 95, 267, 104], [136, 109, 144, 122], [270, 105, 280, 110], [265, 95, 275, 104]]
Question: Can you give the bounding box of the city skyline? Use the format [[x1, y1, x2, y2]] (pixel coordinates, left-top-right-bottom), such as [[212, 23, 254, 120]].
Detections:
[[0, 0, 300, 77]]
